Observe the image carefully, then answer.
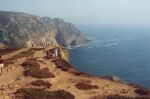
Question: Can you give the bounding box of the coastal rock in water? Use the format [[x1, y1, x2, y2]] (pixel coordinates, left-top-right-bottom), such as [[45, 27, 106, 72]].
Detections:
[[105, 75, 125, 84], [0, 11, 88, 48]]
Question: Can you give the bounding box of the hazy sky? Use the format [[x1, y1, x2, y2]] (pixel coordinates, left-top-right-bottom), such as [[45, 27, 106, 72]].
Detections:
[[0, 0, 150, 25]]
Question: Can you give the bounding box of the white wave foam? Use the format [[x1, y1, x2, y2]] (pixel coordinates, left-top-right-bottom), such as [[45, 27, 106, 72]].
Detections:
[[105, 42, 119, 47], [67, 37, 120, 49], [67, 42, 91, 50]]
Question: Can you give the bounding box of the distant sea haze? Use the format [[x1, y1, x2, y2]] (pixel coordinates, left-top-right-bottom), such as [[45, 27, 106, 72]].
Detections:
[[69, 25, 150, 88]]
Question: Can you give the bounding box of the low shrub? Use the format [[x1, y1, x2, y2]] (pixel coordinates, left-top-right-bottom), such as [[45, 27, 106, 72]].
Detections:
[[52, 59, 58, 62], [91, 95, 150, 99], [128, 83, 142, 88], [44, 55, 53, 59], [4, 59, 14, 67], [15, 88, 75, 99], [54, 59, 72, 71], [22, 60, 55, 78], [135, 88, 150, 95], [26, 57, 37, 61], [0, 48, 21, 55], [30, 48, 45, 51], [22, 61, 40, 69], [12, 50, 35, 59], [31, 80, 52, 88], [38, 60, 46, 65], [72, 71, 90, 77], [75, 83, 99, 90], [24, 68, 55, 78], [128, 83, 150, 95]]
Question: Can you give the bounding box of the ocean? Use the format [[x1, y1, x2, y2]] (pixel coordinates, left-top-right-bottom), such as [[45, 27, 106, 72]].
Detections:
[[69, 25, 150, 88]]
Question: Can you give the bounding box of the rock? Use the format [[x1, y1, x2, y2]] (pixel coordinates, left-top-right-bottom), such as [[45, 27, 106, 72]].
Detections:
[[121, 89, 129, 94], [0, 11, 88, 48], [105, 75, 125, 84]]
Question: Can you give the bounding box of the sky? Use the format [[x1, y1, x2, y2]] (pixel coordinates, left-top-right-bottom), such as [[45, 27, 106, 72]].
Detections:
[[0, 0, 150, 26]]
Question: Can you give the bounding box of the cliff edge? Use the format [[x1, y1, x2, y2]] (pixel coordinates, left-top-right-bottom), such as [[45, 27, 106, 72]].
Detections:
[[0, 47, 149, 99]]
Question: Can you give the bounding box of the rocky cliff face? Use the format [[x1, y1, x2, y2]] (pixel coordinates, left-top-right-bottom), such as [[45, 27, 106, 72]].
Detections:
[[0, 11, 88, 48]]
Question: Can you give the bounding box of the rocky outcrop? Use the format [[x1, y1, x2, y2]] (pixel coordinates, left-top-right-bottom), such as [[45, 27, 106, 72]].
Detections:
[[105, 75, 125, 84], [0, 11, 88, 48], [54, 18, 88, 46]]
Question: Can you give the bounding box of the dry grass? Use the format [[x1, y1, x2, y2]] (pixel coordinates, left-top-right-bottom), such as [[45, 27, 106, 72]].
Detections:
[[38, 60, 47, 65], [31, 80, 52, 88], [29, 48, 45, 51], [12, 50, 35, 60], [0, 48, 21, 55], [15, 88, 75, 99], [26, 57, 37, 61]]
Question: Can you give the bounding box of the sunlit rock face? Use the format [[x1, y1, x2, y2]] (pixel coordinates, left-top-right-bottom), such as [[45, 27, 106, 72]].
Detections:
[[0, 11, 88, 48]]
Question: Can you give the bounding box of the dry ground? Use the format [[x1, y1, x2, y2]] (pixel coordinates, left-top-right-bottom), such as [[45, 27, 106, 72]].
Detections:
[[0, 47, 149, 99]]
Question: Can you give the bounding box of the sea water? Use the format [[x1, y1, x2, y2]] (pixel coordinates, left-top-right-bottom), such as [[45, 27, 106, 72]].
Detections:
[[69, 25, 150, 87]]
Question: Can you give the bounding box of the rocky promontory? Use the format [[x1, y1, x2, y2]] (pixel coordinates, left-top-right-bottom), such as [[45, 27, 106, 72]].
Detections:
[[0, 11, 88, 48]]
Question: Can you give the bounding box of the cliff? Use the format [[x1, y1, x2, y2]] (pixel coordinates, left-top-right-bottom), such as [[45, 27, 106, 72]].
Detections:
[[0, 47, 149, 99], [0, 11, 88, 48]]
